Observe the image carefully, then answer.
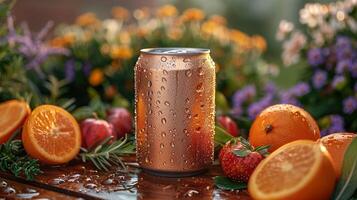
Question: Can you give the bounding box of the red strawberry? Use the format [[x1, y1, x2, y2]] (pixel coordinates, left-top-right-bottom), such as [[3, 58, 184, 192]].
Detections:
[[217, 115, 239, 137], [219, 137, 269, 182]]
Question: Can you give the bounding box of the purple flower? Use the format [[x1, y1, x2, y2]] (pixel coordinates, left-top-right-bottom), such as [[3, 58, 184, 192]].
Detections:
[[247, 94, 274, 119], [307, 48, 325, 66], [232, 85, 256, 107], [291, 82, 310, 96], [264, 82, 277, 94], [312, 70, 327, 89], [335, 36, 353, 61], [321, 115, 345, 137], [336, 59, 352, 74], [349, 61, 357, 78], [354, 83, 357, 93], [336, 36, 352, 50], [5, 16, 69, 77], [65, 59, 76, 82], [343, 96, 357, 114], [231, 106, 243, 117], [331, 75, 346, 89], [82, 61, 92, 76]]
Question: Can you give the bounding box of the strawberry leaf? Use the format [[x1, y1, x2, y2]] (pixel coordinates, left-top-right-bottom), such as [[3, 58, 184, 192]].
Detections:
[[333, 137, 357, 200], [214, 176, 247, 190], [214, 126, 233, 146], [239, 137, 253, 151], [254, 145, 270, 157], [233, 149, 250, 157]]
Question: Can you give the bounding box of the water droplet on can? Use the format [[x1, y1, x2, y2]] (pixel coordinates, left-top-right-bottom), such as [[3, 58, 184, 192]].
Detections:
[[161, 56, 167, 62], [185, 69, 192, 77], [161, 118, 167, 124]]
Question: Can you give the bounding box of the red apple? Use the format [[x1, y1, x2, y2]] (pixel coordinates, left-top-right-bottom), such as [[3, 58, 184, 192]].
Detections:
[[217, 115, 239, 137], [80, 118, 116, 149], [107, 108, 132, 139]]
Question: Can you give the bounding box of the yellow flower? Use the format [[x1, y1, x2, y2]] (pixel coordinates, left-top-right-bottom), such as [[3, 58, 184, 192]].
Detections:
[[49, 34, 75, 48], [156, 5, 178, 18], [251, 35, 267, 52], [75, 12, 100, 27], [89, 69, 104, 86], [110, 45, 133, 60], [181, 8, 205, 22], [112, 6, 130, 20]]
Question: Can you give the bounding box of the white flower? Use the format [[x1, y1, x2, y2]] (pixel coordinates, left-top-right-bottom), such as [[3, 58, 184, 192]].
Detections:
[[276, 20, 294, 41], [282, 31, 306, 66], [102, 19, 122, 42], [299, 3, 328, 28]]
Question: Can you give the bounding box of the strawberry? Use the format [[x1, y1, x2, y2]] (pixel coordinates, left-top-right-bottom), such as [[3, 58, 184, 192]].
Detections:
[[219, 137, 269, 182]]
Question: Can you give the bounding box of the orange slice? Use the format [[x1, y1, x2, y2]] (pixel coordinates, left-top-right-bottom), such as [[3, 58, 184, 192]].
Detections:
[[248, 140, 336, 200], [319, 132, 356, 178], [22, 105, 81, 165], [0, 100, 31, 144]]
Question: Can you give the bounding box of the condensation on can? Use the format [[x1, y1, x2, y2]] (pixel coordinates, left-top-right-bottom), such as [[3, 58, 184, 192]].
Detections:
[[135, 48, 215, 177]]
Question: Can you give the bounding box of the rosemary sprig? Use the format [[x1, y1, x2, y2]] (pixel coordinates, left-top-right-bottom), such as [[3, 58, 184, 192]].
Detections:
[[0, 132, 42, 180], [79, 135, 135, 171]]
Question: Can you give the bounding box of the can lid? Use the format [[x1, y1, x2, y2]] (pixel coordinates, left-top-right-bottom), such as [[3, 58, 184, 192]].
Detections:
[[140, 48, 210, 55]]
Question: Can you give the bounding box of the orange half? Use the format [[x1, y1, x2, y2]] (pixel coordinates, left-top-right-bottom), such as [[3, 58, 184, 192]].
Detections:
[[22, 105, 81, 165], [0, 100, 31, 144], [248, 140, 336, 200]]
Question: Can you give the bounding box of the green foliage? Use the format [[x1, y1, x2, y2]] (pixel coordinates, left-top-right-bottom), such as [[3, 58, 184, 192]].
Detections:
[[80, 135, 135, 171], [333, 137, 357, 200], [0, 132, 42, 180], [214, 176, 247, 190]]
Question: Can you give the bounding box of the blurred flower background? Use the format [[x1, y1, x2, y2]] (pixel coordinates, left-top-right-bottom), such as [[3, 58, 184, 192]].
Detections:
[[1, 0, 356, 135]]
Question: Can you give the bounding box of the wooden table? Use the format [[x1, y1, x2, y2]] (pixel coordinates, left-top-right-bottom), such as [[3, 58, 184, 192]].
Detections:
[[0, 156, 250, 199]]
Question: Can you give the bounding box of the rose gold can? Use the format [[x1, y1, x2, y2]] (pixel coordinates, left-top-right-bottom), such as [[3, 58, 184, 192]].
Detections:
[[135, 48, 215, 177]]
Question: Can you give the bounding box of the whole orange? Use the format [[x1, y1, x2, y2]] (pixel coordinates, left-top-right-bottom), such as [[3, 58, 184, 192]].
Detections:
[[249, 104, 320, 152], [319, 132, 356, 177]]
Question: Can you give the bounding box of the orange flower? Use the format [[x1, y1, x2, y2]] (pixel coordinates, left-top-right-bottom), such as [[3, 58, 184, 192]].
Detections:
[[112, 6, 130, 20], [201, 20, 217, 35], [229, 29, 252, 50], [134, 7, 150, 20], [251, 35, 267, 52], [105, 85, 117, 99], [156, 5, 178, 18], [167, 27, 182, 40], [110, 45, 133, 60], [209, 15, 226, 25], [181, 8, 205, 22], [100, 44, 111, 55], [89, 69, 104, 86], [75, 12, 100, 27], [50, 34, 75, 48]]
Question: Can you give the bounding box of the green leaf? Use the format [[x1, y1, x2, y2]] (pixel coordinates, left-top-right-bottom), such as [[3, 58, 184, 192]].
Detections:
[[215, 92, 229, 113], [72, 106, 94, 121], [254, 145, 270, 157], [233, 149, 250, 157], [214, 126, 233, 146], [333, 137, 357, 200], [214, 176, 247, 190]]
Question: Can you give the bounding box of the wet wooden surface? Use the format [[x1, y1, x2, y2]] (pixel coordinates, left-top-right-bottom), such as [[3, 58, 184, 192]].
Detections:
[[0, 156, 250, 199]]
